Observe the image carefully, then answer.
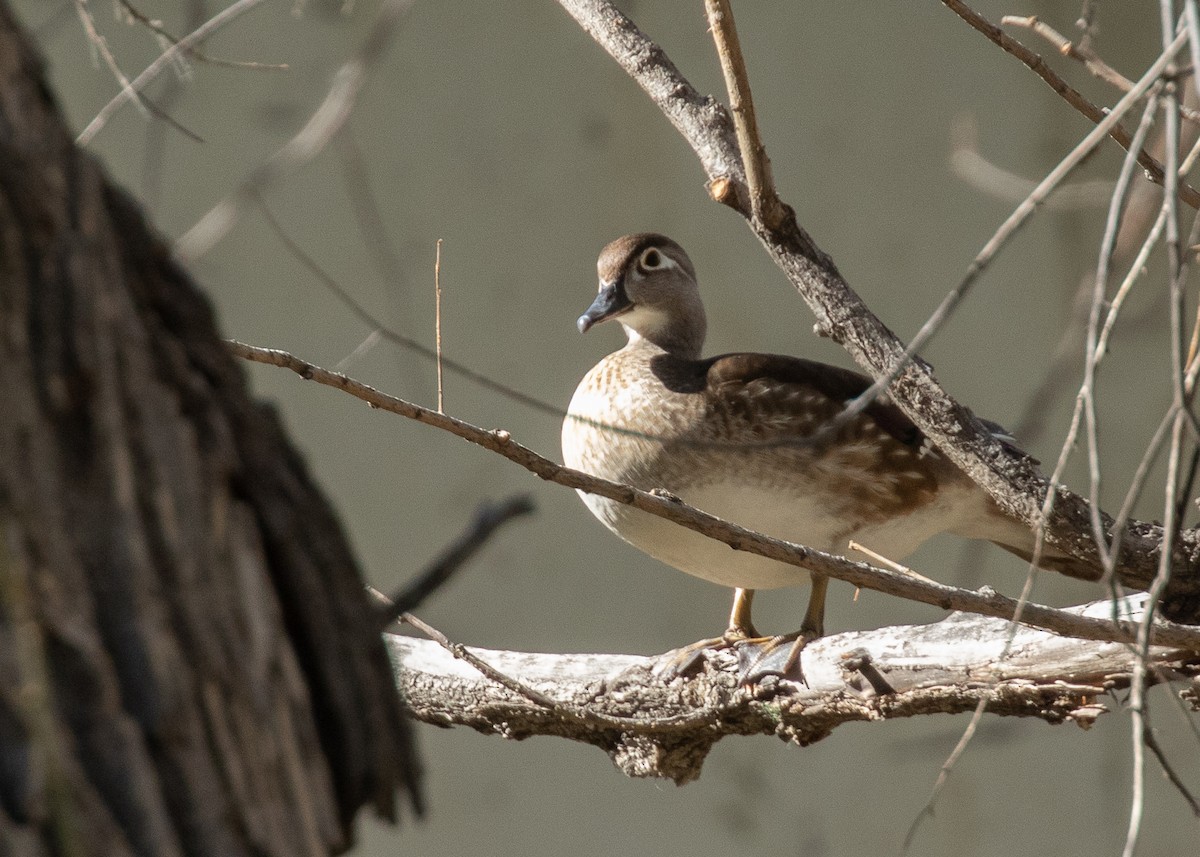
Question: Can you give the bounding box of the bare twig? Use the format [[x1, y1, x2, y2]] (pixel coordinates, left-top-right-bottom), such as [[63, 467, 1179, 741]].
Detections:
[[249, 195, 566, 417], [226, 340, 1200, 649], [434, 239, 444, 414], [74, 0, 149, 117], [115, 0, 289, 70], [378, 495, 535, 623], [1003, 13, 1200, 128], [703, 0, 783, 229], [1084, 92, 1164, 569], [139, 0, 205, 209], [335, 127, 408, 288], [554, 0, 749, 212], [903, 697, 988, 852], [942, 0, 1200, 210], [1141, 709, 1200, 815], [1001, 15, 1134, 91], [1122, 7, 1193, 851], [175, 0, 414, 258], [77, 0, 273, 145], [71, 0, 203, 143], [846, 541, 937, 585], [834, 41, 1181, 447]]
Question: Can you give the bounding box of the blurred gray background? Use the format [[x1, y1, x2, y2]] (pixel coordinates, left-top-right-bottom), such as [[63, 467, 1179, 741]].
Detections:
[[13, 1, 1195, 854]]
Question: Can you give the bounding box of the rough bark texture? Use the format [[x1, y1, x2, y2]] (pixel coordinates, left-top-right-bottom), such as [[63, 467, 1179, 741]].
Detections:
[[0, 7, 419, 857], [391, 598, 1200, 785]]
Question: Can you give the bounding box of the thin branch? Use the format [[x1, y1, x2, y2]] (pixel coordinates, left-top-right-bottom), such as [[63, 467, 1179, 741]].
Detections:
[[1141, 710, 1200, 816], [1124, 8, 1191, 852], [115, 0, 289, 70], [943, 0, 1200, 210], [904, 697, 987, 852], [1084, 91, 1164, 569], [1001, 14, 1133, 91], [831, 59, 1175, 449], [77, 0, 273, 145], [434, 238, 444, 414], [139, 0, 205, 209], [74, 0, 149, 118], [71, 0, 204, 143], [703, 0, 783, 229], [175, 0, 414, 258], [379, 495, 535, 623], [335, 127, 408, 289], [250, 195, 566, 417], [226, 340, 1200, 650], [554, 0, 749, 213]]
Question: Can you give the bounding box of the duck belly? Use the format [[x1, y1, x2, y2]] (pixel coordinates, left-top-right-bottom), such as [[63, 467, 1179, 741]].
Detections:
[[577, 477, 975, 590]]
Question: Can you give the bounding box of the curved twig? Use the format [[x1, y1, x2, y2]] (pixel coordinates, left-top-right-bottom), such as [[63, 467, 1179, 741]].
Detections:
[[943, 0, 1200, 210]]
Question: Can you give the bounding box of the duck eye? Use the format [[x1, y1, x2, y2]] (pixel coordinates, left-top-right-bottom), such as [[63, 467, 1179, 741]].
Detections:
[[640, 248, 662, 270]]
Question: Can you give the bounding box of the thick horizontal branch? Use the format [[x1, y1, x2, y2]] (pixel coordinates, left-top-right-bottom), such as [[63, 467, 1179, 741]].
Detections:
[[553, 0, 1200, 618], [229, 340, 1200, 650], [388, 600, 1200, 783]]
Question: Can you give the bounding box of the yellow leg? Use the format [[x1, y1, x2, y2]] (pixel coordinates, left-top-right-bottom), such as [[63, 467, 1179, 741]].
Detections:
[[727, 588, 758, 639], [801, 575, 827, 637], [667, 580, 828, 682], [664, 587, 761, 676], [781, 574, 829, 678]]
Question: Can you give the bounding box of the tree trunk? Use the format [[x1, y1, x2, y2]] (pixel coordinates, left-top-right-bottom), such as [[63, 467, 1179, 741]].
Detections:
[[0, 7, 419, 857]]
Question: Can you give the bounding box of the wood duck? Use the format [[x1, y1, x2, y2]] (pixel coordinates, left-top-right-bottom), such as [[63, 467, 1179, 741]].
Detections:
[[562, 233, 1086, 677]]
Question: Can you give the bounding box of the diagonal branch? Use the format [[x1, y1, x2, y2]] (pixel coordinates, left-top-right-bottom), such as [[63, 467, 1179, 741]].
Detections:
[[227, 339, 1200, 649], [944, 0, 1200, 209], [77, 0, 273, 145], [378, 494, 535, 623]]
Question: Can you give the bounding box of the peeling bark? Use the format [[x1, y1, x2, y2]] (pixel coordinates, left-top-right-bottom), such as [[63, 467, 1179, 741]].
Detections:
[[390, 599, 1199, 785]]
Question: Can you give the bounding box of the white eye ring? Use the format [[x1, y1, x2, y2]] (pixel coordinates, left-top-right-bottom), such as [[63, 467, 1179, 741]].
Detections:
[[640, 248, 664, 270]]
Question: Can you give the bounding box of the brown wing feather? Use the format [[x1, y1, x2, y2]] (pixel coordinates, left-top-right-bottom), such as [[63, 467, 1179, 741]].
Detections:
[[701, 352, 924, 449], [645, 350, 948, 523]]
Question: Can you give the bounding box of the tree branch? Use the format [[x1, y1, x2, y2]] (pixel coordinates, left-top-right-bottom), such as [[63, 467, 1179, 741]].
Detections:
[[703, 0, 784, 229], [175, 0, 415, 259], [388, 599, 1200, 784], [377, 494, 535, 623], [227, 340, 1200, 650], [944, 0, 1200, 209]]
